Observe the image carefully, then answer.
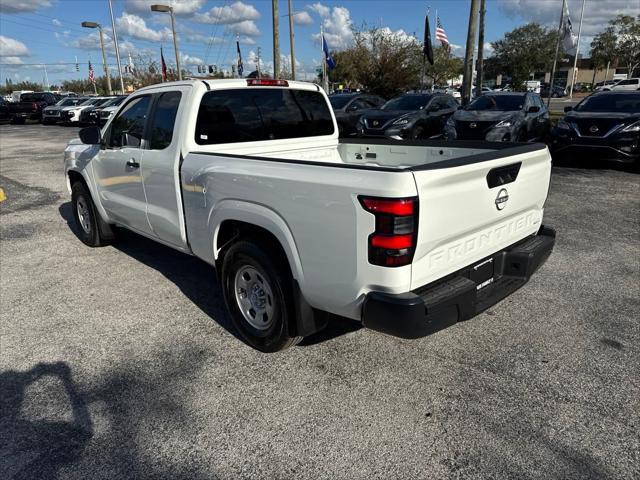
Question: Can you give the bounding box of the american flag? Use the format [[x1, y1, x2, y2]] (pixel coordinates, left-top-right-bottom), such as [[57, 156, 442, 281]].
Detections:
[[88, 60, 95, 82], [435, 17, 449, 47]]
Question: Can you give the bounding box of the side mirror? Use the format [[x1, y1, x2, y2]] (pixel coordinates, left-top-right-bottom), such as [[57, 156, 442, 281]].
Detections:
[[564, 106, 573, 112], [79, 126, 101, 145], [528, 106, 541, 113]]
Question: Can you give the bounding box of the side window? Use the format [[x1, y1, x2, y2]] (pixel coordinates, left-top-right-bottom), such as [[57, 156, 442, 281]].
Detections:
[[349, 99, 369, 111], [148, 91, 182, 150], [429, 97, 444, 111], [107, 95, 151, 149]]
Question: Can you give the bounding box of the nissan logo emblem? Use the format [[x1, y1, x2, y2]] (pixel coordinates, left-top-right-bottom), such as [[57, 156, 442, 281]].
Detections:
[[373, 120, 379, 126], [495, 188, 509, 210], [589, 125, 599, 133], [470, 122, 477, 128]]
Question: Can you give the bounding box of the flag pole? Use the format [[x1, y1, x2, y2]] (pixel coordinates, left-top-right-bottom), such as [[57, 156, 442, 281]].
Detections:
[[547, 0, 566, 108], [568, 0, 585, 99]]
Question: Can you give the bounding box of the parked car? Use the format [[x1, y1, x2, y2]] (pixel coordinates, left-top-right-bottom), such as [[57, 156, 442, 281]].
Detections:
[[60, 97, 108, 124], [356, 93, 459, 139], [64, 78, 555, 351], [43, 97, 90, 124], [8, 92, 59, 123], [329, 93, 386, 136], [572, 82, 591, 93], [79, 97, 117, 125], [540, 83, 566, 98], [605, 78, 640, 92], [0, 98, 11, 123], [444, 92, 550, 142], [594, 80, 618, 92], [551, 91, 639, 164], [96, 96, 128, 126]]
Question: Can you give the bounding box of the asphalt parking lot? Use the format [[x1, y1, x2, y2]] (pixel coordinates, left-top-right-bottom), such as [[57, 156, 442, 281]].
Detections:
[[1, 123, 638, 480]]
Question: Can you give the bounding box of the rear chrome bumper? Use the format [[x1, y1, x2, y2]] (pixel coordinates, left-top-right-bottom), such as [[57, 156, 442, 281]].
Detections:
[[362, 226, 556, 339]]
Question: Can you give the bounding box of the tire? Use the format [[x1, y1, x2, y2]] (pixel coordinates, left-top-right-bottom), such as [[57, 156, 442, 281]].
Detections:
[[221, 241, 303, 352], [11, 117, 25, 125], [71, 181, 114, 247]]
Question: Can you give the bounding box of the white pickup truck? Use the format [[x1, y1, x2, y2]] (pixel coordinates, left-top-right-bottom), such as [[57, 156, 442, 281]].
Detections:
[[64, 79, 555, 352]]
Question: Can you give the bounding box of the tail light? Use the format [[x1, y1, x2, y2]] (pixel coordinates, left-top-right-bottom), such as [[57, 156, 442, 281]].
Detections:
[[246, 79, 289, 87], [359, 196, 419, 267], [32, 102, 39, 112]]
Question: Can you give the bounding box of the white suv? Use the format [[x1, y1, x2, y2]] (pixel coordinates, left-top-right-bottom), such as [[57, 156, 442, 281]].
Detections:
[[605, 78, 640, 91]]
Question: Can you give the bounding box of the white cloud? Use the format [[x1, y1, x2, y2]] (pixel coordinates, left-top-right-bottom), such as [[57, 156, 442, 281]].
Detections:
[[0, 0, 51, 14], [52, 18, 62, 26], [124, 0, 205, 16], [239, 36, 256, 45], [310, 6, 353, 49], [224, 20, 261, 37], [2, 56, 24, 65], [68, 30, 137, 58], [307, 3, 330, 18], [293, 11, 314, 26], [498, 0, 639, 37], [0, 35, 30, 57], [194, 1, 260, 24], [116, 13, 172, 42], [180, 53, 203, 65]]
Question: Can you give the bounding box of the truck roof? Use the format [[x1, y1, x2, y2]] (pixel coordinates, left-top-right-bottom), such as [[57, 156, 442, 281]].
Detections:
[[135, 78, 322, 93]]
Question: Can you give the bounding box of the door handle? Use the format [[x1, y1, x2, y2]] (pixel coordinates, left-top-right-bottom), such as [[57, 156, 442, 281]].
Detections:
[[126, 159, 140, 168]]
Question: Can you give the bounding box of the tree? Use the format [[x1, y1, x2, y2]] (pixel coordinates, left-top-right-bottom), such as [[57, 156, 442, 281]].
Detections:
[[590, 26, 618, 74], [591, 15, 640, 79], [423, 47, 464, 86], [0, 80, 44, 95], [321, 25, 425, 98], [490, 23, 559, 90]]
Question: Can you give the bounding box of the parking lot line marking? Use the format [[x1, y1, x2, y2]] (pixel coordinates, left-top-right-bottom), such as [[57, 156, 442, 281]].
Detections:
[[0, 188, 5, 202]]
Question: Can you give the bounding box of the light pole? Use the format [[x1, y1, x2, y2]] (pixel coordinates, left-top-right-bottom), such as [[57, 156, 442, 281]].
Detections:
[[107, 0, 125, 94], [81, 21, 112, 95], [151, 4, 182, 80]]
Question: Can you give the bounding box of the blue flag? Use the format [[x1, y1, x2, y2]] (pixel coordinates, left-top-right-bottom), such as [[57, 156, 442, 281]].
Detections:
[[322, 34, 336, 70]]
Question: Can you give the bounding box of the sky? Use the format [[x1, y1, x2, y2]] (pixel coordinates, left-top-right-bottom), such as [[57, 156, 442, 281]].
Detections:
[[0, 0, 638, 86]]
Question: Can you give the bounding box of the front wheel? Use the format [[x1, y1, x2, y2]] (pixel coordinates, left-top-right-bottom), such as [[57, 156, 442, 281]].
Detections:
[[221, 241, 303, 352], [71, 181, 114, 247]]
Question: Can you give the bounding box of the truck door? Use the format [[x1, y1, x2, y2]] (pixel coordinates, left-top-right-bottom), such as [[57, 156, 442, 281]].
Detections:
[[140, 89, 188, 248], [93, 94, 153, 235]]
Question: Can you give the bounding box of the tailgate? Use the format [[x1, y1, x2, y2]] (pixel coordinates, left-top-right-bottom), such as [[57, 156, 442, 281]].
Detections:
[[410, 145, 551, 290]]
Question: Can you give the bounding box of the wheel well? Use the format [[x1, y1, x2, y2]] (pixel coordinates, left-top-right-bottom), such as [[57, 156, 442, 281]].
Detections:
[[216, 220, 291, 275], [68, 170, 86, 189]]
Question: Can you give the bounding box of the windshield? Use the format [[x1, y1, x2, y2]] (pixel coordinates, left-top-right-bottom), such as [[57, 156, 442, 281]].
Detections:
[[329, 96, 353, 109], [20, 93, 47, 102], [382, 95, 430, 111], [106, 96, 126, 107], [574, 93, 640, 113], [95, 97, 114, 106], [466, 94, 525, 111], [57, 98, 84, 106]]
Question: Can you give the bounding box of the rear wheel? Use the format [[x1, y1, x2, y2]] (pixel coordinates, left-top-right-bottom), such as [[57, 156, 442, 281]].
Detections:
[[221, 241, 302, 352], [71, 181, 114, 247]]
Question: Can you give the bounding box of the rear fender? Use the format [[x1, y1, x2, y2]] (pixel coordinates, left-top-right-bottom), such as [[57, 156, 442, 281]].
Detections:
[[209, 200, 305, 284]]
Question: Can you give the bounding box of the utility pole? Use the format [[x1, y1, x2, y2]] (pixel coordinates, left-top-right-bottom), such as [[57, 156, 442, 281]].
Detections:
[[287, 0, 296, 80], [476, 0, 486, 94], [462, 0, 481, 105], [257, 46, 262, 78], [272, 0, 280, 78], [568, 0, 586, 99], [547, 0, 566, 108], [108, 0, 125, 94]]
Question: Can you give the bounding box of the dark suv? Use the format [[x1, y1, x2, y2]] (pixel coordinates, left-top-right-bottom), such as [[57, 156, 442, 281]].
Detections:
[[551, 91, 639, 163], [356, 93, 459, 140], [444, 92, 550, 142], [329, 93, 386, 137]]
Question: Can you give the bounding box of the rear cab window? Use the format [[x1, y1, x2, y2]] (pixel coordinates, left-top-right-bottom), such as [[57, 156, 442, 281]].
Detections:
[[195, 88, 334, 145]]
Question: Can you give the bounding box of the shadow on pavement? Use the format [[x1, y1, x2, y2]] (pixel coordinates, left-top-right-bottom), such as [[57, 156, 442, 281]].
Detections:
[[0, 362, 92, 480], [59, 202, 359, 348]]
